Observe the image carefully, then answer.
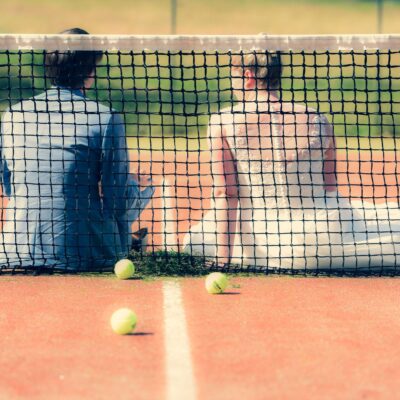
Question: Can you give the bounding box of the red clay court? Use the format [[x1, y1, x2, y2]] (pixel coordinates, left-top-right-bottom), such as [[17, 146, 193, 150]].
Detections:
[[131, 149, 400, 250], [0, 276, 399, 399]]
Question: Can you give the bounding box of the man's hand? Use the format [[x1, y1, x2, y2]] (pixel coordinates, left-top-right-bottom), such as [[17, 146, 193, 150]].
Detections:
[[132, 166, 152, 189]]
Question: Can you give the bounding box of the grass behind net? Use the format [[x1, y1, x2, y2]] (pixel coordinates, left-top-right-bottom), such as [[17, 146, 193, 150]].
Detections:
[[127, 250, 400, 278], [2, 50, 400, 138]]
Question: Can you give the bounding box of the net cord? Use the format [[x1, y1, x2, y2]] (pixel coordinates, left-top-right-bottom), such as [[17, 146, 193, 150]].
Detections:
[[1, 34, 400, 51]]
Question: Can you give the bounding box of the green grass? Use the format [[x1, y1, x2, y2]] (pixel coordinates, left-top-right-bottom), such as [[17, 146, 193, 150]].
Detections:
[[126, 250, 386, 278], [2, 51, 400, 152], [127, 250, 281, 278], [4, 50, 399, 138], [128, 250, 212, 277]]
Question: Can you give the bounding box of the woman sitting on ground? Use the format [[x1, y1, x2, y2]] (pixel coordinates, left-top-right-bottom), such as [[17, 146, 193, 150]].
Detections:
[[183, 51, 400, 271]]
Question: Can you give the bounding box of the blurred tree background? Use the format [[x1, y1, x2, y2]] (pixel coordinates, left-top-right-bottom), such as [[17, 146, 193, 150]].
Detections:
[[0, 0, 399, 35]]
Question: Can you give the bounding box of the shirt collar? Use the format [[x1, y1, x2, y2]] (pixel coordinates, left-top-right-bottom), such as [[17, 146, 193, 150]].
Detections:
[[51, 86, 85, 98]]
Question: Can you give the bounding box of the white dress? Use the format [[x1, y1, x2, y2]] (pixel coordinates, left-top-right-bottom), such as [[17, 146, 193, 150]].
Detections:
[[183, 103, 400, 272]]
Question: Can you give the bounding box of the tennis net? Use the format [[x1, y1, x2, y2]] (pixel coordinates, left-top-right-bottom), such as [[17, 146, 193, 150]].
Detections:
[[0, 34, 400, 275]]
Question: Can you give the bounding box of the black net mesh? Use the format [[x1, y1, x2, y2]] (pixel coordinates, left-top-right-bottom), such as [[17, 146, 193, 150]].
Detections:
[[1, 35, 400, 275]]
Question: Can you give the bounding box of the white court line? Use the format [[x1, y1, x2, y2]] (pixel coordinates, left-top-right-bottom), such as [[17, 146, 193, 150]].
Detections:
[[163, 280, 197, 400]]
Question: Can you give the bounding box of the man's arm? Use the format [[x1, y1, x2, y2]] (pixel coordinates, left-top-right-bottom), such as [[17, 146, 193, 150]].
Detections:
[[0, 115, 11, 198], [100, 113, 154, 251]]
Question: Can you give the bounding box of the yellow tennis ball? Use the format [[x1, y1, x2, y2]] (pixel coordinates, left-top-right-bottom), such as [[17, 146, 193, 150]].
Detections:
[[110, 308, 137, 335], [205, 272, 228, 294], [114, 259, 135, 280]]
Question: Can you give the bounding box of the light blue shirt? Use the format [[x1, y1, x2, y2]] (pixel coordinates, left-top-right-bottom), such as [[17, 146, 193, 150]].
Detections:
[[0, 87, 153, 270]]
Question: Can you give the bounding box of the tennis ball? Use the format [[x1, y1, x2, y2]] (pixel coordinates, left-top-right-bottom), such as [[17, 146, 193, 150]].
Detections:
[[114, 259, 135, 280], [205, 272, 228, 294], [110, 308, 137, 335]]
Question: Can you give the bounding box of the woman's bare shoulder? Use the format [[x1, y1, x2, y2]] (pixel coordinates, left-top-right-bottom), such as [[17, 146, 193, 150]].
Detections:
[[209, 104, 245, 126], [281, 102, 331, 127]]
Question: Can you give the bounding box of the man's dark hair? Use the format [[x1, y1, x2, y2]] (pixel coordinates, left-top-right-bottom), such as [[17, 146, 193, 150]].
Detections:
[[45, 28, 103, 89]]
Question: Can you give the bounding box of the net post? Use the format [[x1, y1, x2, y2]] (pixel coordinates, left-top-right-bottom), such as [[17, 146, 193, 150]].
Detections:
[[377, 0, 383, 34], [171, 0, 177, 34]]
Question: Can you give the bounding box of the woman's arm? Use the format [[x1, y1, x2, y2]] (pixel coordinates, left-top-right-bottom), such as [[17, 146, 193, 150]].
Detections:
[[286, 114, 337, 191], [208, 115, 239, 265], [321, 117, 337, 192]]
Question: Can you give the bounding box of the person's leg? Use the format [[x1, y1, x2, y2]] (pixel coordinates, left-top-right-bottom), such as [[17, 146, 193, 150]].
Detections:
[[131, 227, 148, 252]]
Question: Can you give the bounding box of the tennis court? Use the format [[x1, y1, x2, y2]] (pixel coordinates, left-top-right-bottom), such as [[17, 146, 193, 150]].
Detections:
[[1, 32, 400, 400], [1, 276, 399, 399]]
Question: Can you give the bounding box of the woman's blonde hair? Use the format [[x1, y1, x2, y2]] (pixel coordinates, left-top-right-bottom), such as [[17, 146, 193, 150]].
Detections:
[[231, 51, 282, 90]]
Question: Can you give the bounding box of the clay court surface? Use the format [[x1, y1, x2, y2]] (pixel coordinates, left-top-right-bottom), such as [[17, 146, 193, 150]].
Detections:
[[0, 276, 399, 399], [130, 149, 400, 249]]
